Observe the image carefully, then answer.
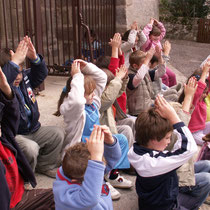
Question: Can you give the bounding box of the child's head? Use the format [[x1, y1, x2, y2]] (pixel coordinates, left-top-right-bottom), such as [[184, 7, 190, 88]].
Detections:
[[84, 75, 96, 104], [129, 50, 147, 69], [122, 29, 139, 45], [149, 25, 161, 41], [135, 108, 173, 151], [149, 55, 158, 69], [95, 56, 111, 69], [178, 68, 208, 104], [0, 48, 24, 87], [62, 142, 90, 182]]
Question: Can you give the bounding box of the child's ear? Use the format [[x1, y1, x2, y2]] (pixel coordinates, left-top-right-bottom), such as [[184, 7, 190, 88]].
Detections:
[[133, 64, 138, 69]]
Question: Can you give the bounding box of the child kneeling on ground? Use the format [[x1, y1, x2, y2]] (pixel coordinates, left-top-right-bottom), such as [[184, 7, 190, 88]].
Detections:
[[53, 125, 121, 210], [128, 95, 197, 210]]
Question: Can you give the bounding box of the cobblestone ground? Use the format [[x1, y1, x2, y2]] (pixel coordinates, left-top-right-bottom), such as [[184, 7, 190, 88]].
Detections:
[[34, 39, 210, 210]]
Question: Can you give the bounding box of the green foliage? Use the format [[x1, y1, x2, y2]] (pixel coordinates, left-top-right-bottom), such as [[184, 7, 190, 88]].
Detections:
[[160, 0, 209, 19]]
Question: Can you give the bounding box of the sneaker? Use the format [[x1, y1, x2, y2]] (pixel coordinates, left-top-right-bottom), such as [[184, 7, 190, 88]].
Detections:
[[106, 182, 121, 200], [105, 174, 133, 189], [36, 168, 57, 178]]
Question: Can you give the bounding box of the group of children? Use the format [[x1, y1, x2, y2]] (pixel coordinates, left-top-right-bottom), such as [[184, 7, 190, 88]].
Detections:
[[1, 17, 210, 210]]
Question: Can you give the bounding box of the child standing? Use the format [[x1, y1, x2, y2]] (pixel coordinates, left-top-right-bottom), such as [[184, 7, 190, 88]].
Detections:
[[128, 95, 197, 210], [141, 18, 177, 87], [53, 125, 121, 210]]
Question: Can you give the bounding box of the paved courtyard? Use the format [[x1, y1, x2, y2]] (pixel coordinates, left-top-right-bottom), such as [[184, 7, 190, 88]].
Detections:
[[34, 39, 210, 210]]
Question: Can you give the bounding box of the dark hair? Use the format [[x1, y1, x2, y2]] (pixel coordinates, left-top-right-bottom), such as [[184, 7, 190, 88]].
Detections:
[[149, 25, 161, 37], [54, 77, 73, 116], [62, 142, 90, 181], [54, 75, 96, 116], [122, 29, 131, 42], [129, 50, 147, 67], [101, 68, 115, 85], [178, 68, 207, 104], [95, 56, 111, 69], [135, 108, 173, 147], [150, 55, 158, 65], [0, 48, 11, 67]]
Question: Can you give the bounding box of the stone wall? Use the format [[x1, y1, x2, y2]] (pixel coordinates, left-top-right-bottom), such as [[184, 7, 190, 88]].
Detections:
[[162, 18, 199, 41], [116, 0, 159, 33]]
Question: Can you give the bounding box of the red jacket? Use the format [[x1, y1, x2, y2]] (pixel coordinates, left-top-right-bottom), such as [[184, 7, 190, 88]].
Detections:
[[108, 54, 127, 113]]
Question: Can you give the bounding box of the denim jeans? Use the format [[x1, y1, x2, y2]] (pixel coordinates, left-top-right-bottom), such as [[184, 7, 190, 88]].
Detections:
[[179, 160, 210, 209]]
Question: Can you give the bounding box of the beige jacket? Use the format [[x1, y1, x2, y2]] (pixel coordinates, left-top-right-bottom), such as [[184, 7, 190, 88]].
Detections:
[[100, 77, 128, 134]]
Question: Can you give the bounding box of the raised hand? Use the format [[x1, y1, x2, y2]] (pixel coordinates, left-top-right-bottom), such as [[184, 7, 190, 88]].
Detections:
[[155, 94, 180, 125], [86, 125, 104, 161], [184, 77, 198, 98], [109, 33, 122, 49], [99, 125, 115, 145], [131, 21, 138, 30], [116, 64, 128, 80], [11, 40, 28, 66], [0, 67, 12, 99], [162, 40, 171, 56], [155, 45, 162, 58], [74, 59, 87, 70], [24, 36, 37, 60], [149, 18, 154, 25], [71, 61, 81, 77]]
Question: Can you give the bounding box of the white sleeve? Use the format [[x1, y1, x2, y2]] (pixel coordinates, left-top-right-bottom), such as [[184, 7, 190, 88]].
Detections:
[[60, 73, 86, 124], [121, 29, 137, 52], [154, 63, 166, 80], [82, 63, 107, 110], [128, 123, 197, 177], [132, 64, 149, 88]]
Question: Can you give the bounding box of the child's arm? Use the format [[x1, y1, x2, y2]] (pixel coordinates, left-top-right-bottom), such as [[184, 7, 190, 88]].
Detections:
[[182, 77, 198, 113], [60, 61, 86, 124], [77, 59, 107, 110], [136, 30, 147, 48], [128, 95, 197, 177], [131, 48, 155, 88], [152, 45, 166, 81], [192, 62, 209, 107], [142, 18, 154, 37], [100, 65, 128, 112], [24, 36, 48, 89], [2, 40, 28, 85], [121, 21, 138, 52], [100, 125, 121, 173], [0, 67, 20, 137], [154, 19, 166, 41], [108, 33, 122, 75]]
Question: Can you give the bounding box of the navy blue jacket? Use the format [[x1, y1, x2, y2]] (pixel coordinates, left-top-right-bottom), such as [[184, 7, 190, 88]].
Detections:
[[0, 89, 37, 209], [2, 55, 48, 134]]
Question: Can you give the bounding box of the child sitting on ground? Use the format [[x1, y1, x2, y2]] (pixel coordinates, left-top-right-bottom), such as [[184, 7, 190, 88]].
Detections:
[[141, 18, 177, 87], [127, 46, 177, 116], [178, 61, 210, 146], [128, 95, 197, 210], [55, 59, 132, 200], [53, 125, 121, 210], [121, 21, 147, 68]]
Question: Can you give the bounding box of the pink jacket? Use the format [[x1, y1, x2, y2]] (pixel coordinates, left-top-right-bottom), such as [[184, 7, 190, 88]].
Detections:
[[188, 80, 208, 133], [141, 21, 166, 52]]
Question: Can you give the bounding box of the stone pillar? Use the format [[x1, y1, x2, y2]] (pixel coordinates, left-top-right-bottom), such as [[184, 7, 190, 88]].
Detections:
[[116, 0, 159, 33]]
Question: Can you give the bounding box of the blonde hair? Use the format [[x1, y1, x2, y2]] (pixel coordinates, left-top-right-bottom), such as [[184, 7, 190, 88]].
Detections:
[[129, 50, 147, 67]]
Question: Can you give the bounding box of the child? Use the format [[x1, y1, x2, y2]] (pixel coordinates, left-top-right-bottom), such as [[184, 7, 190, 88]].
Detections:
[[100, 65, 134, 148], [178, 61, 210, 146], [57, 59, 132, 199], [53, 125, 121, 210], [128, 95, 197, 210], [0, 67, 54, 209], [121, 21, 147, 68], [0, 37, 64, 178], [126, 46, 166, 116], [141, 18, 177, 87], [149, 40, 182, 98]]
